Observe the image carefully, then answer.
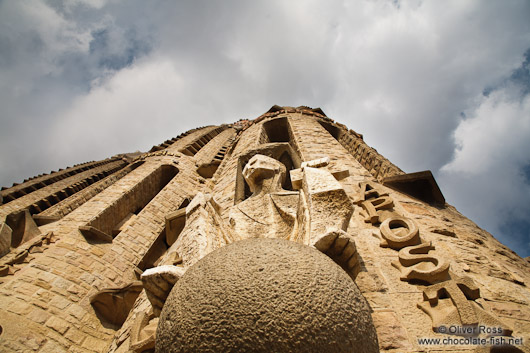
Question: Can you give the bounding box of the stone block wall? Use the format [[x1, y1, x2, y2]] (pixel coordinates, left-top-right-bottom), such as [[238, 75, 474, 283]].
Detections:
[[0, 107, 529, 353]]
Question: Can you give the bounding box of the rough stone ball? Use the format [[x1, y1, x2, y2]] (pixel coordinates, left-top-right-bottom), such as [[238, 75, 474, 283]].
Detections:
[[156, 238, 379, 353]]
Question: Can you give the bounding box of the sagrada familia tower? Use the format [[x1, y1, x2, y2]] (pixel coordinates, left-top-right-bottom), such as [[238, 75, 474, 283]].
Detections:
[[0, 106, 528, 352]]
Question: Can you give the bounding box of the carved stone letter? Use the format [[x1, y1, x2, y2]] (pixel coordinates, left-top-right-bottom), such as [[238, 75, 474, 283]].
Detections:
[[391, 242, 449, 283], [379, 216, 420, 250]]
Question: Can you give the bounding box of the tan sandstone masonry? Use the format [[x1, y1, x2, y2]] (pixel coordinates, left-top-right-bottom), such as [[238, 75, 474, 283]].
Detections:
[[0, 159, 120, 204], [194, 128, 237, 178], [33, 162, 143, 225], [0, 125, 222, 352], [287, 109, 530, 351], [0, 158, 127, 216], [1, 107, 530, 353], [110, 108, 529, 352], [0, 158, 129, 254], [335, 128, 403, 182]]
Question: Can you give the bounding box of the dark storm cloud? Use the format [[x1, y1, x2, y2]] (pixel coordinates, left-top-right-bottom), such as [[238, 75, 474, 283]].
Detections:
[[1, 0, 530, 256]]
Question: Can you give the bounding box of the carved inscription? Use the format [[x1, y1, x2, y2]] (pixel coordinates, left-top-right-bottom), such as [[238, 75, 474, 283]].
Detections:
[[357, 180, 511, 336], [392, 242, 449, 283], [379, 216, 421, 250]]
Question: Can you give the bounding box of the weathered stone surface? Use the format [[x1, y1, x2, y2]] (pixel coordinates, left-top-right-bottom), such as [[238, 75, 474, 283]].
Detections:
[[157, 238, 379, 353], [130, 309, 158, 352], [1, 106, 529, 353], [371, 310, 413, 350], [0, 221, 11, 257], [391, 241, 450, 283], [141, 265, 185, 316], [90, 281, 143, 326]]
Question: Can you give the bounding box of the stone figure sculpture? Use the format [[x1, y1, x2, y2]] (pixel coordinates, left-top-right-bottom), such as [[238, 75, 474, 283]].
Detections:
[[138, 153, 365, 352], [229, 155, 300, 241], [4, 106, 528, 353]]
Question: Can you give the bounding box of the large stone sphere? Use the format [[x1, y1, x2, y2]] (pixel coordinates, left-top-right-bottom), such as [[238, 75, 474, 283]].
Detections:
[[156, 238, 379, 353]]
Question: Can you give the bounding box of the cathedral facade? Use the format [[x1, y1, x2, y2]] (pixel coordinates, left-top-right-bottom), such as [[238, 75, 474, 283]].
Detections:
[[0, 106, 528, 352]]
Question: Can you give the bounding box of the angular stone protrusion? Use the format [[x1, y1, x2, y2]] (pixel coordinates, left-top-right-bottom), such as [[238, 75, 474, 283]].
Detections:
[[79, 225, 113, 243], [0, 264, 10, 276], [32, 215, 60, 226], [391, 242, 450, 284], [291, 157, 349, 190], [0, 222, 12, 257], [90, 281, 143, 326], [196, 162, 220, 179], [141, 265, 186, 317], [382, 170, 445, 206], [312, 230, 360, 279], [302, 166, 353, 241], [130, 309, 158, 352], [165, 208, 186, 246], [5, 209, 41, 248], [379, 216, 421, 250]]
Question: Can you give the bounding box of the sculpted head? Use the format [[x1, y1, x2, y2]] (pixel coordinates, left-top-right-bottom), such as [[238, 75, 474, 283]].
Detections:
[[243, 155, 286, 193]]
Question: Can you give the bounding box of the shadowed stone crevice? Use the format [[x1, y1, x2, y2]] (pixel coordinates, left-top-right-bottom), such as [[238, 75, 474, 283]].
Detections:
[[90, 281, 143, 328], [383, 170, 445, 207]]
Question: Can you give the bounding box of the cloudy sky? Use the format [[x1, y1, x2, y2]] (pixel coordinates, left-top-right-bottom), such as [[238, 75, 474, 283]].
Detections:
[[1, 0, 529, 257]]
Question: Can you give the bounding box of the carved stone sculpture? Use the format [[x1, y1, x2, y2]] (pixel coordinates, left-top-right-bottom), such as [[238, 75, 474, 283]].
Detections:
[[229, 154, 300, 241], [141, 265, 186, 316], [156, 238, 379, 353], [418, 276, 512, 336], [0, 222, 11, 257], [173, 192, 232, 269], [1, 106, 529, 353], [391, 242, 450, 283], [90, 281, 143, 326]]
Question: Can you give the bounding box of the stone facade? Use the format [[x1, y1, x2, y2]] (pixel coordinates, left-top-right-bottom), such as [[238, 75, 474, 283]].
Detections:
[[0, 106, 529, 352]]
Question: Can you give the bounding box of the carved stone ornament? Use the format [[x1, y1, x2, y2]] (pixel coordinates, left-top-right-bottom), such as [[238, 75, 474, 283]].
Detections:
[[417, 276, 513, 336], [141, 265, 185, 317], [156, 238, 379, 353], [130, 308, 158, 353], [90, 281, 143, 326], [379, 216, 421, 250], [391, 242, 450, 284]]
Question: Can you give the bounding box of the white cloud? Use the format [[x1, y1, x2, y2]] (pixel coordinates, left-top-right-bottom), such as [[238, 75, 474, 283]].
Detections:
[[48, 57, 186, 160], [443, 90, 530, 175], [439, 87, 530, 245]]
